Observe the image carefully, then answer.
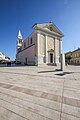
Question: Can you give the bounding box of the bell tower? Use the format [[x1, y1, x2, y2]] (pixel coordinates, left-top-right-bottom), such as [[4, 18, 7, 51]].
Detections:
[[16, 30, 23, 54]]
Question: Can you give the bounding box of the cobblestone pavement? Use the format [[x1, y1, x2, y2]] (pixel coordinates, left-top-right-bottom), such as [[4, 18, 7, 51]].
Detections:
[[0, 65, 80, 120]]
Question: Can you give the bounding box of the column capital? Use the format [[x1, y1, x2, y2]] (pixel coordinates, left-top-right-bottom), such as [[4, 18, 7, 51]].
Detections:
[[60, 38, 62, 41], [54, 37, 57, 39]]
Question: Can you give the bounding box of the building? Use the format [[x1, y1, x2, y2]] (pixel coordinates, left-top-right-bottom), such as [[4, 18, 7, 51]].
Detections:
[[16, 22, 64, 66], [70, 48, 80, 64], [5, 57, 10, 61], [0, 52, 5, 60], [0, 52, 10, 62], [65, 48, 80, 64], [65, 51, 72, 63]]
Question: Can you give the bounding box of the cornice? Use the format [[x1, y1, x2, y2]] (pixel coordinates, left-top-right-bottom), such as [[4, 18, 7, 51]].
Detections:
[[35, 27, 63, 38]]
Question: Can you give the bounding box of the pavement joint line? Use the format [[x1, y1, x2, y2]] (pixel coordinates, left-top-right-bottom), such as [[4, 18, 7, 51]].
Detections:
[[61, 111, 80, 119], [68, 67, 77, 81], [10, 86, 62, 103], [0, 105, 29, 120], [60, 77, 65, 120], [0, 66, 80, 120], [60, 112, 80, 119], [0, 91, 61, 112], [0, 98, 53, 120], [0, 70, 76, 80], [0, 76, 64, 85], [0, 82, 80, 108], [2, 82, 63, 98], [0, 82, 62, 103], [0, 92, 80, 119], [64, 86, 80, 91], [0, 81, 63, 95], [2, 78, 80, 92], [0, 76, 63, 87]]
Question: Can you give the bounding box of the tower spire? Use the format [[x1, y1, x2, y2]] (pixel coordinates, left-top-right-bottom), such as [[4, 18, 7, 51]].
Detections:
[[16, 30, 23, 54], [18, 30, 22, 39]]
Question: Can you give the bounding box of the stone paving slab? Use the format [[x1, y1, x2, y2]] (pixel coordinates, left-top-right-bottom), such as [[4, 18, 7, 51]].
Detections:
[[0, 87, 62, 112], [61, 113, 80, 120], [0, 93, 60, 120], [0, 65, 80, 120], [62, 104, 80, 118], [0, 106, 28, 120]]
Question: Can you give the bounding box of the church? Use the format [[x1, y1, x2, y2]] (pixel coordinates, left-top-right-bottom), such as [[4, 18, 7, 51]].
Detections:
[[16, 22, 63, 66]]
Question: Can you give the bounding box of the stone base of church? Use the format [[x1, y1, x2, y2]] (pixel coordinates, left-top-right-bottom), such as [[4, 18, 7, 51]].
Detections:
[[36, 63, 60, 67], [47, 63, 57, 66]]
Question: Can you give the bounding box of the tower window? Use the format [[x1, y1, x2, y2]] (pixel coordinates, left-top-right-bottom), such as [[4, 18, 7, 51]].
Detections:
[[18, 39, 22, 44], [30, 38, 32, 44], [19, 39, 21, 44]]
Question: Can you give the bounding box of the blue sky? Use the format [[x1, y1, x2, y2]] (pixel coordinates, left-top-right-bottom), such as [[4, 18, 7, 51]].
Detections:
[[0, 0, 80, 60]]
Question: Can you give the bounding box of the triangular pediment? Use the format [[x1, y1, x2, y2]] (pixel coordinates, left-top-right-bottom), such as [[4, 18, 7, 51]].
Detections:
[[32, 22, 63, 36], [43, 24, 63, 35]]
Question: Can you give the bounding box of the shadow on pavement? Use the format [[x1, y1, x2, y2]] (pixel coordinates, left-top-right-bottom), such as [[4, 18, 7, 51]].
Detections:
[[55, 72, 74, 76], [38, 69, 62, 73], [38, 69, 74, 76]]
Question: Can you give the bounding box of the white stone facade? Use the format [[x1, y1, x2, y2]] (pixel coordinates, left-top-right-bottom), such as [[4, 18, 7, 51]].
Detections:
[[16, 22, 63, 66], [0, 52, 5, 60], [0, 52, 10, 61]]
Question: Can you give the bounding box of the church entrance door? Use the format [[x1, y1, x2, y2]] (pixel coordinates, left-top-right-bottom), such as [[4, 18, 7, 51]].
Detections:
[[50, 53, 53, 63]]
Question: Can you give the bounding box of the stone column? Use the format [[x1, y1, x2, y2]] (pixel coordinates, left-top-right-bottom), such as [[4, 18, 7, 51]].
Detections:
[[45, 35, 48, 64], [59, 39, 62, 54], [54, 37, 57, 65], [35, 32, 40, 65], [37, 32, 40, 56], [61, 54, 65, 71]]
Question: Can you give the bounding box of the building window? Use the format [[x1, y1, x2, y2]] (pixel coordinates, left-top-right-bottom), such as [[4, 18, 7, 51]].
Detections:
[[77, 60, 79, 63], [24, 42, 26, 48], [74, 54, 76, 58], [77, 53, 79, 57], [30, 38, 32, 44], [19, 39, 22, 44]]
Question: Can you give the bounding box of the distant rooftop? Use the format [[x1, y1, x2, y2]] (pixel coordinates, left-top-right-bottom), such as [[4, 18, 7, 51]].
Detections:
[[65, 48, 80, 54]]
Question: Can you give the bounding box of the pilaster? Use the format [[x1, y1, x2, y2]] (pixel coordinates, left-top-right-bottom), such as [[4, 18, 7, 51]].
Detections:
[[45, 35, 48, 64], [59, 39, 62, 54], [36, 32, 40, 65], [54, 37, 57, 64], [37, 32, 40, 56]]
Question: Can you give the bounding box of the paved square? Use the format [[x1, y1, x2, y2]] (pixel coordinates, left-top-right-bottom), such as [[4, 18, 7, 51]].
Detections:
[[0, 65, 80, 120]]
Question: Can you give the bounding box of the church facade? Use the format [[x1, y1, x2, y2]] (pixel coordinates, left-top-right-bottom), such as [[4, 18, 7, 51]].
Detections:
[[16, 22, 63, 66]]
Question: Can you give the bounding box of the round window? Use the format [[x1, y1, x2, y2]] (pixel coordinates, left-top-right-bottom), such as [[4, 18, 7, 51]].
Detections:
[[50, 27, 53, 31]]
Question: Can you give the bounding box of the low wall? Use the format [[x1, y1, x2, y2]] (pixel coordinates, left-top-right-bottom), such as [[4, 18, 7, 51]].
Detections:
[[0, 64, 7, 67]]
